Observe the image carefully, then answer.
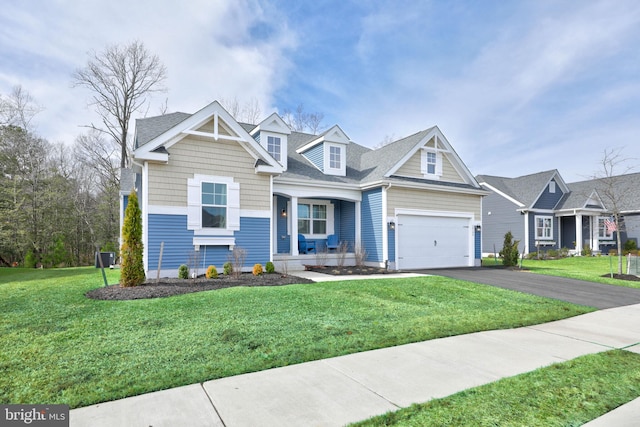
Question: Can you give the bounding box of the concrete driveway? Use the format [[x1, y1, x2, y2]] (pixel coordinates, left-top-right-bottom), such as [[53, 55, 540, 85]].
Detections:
[[423, 267, 640, 309]]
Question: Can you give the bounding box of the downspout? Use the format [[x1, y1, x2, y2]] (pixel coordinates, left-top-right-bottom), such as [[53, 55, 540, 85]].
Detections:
[[381, 183, 391, 268]]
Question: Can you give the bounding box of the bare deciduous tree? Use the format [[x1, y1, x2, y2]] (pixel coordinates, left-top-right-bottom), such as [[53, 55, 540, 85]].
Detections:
[[73, 40, 167, 168], [220, 97, 262, 124], [592, 147, 637, 274], [282, 104, 325, 134], [0, 85, 43, 130]]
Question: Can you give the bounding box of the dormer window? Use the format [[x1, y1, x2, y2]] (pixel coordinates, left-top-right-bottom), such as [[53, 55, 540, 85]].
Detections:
[[421, 148, 442, 179], [329, 145, 341, 169], [267, 136, 281, 161]]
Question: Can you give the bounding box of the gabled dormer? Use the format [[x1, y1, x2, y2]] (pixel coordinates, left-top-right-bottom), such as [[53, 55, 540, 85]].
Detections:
[[296, 125, 350, 176], [250, 113, 291, 170]]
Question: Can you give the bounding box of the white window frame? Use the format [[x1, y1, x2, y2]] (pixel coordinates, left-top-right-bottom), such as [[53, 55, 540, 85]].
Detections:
[[329, 145, 341, 169], [421, 148, 443, 179], [549, 181, 556, 193], [324, 143, 346, 176], [201, 182, 227, 229], [187, 174, 240, 237], [267, 135, 281, 162], [597, 216, 614, 240], [297, 199, 334, 238], [535, 215, 554, 240]]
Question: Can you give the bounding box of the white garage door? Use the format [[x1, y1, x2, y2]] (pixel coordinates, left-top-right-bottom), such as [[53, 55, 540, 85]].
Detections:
[[396, 214, 471, 269]]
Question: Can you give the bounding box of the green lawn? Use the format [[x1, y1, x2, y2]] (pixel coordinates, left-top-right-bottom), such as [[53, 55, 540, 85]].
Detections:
[[0, 267, 592, 408], [351, 350, 640, 427], [485, 256, 640, 289]]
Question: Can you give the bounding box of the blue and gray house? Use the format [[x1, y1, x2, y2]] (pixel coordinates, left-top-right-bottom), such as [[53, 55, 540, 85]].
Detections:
[[477, 170, 640, 256], [121, 101, 486, 277]]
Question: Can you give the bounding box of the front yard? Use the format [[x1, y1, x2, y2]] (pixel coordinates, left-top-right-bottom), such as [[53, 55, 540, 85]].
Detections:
[[485, 255, 640, 289], [0, 267, 592, 408]]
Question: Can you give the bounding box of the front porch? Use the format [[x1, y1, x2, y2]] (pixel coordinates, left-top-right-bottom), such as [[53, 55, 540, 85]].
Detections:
[[273, 252, 358, 272], [558, 213, 619, 255]]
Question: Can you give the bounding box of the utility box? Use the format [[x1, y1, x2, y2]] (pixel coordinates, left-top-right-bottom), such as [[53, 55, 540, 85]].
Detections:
[[95, 252, 115, 268]]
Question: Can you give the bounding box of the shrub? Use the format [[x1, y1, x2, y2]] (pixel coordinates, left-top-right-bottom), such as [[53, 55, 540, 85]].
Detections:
[[624, 239, 637, 254], [178, 264, 189, 279], [265, 261, 275, 274], [205, 265, 218, 279], [223, 261, 233, 276], [24, 250, 37, 269], [252, 264, 263, 276], [582, 245, 592, 256], [499, 231, 520, 267], [609, 249, 617, 256], [120, 190, 145, 287], [547, 249, 559, 258]]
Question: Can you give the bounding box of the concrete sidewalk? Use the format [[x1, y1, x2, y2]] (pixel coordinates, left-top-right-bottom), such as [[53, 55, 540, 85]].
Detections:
[[70, 274, 640, 427]]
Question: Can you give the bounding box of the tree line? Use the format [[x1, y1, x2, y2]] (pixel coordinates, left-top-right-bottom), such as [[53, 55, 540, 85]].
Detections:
[[0, 87, 121, 267]]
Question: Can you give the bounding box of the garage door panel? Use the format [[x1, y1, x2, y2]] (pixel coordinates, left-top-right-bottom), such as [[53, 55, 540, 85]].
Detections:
[[397, 215, 471, 269]]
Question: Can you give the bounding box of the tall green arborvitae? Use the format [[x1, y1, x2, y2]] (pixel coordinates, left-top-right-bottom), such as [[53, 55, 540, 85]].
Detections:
[[120, 189, 145, 287]]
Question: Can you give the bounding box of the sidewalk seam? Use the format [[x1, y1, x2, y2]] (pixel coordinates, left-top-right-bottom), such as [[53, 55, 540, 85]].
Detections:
[[200, 383, 227, 427], [320, 359, 403, 410], [525, 325, 617, 350]]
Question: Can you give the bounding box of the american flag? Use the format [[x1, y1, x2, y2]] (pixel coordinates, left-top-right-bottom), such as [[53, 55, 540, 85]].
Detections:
[[604, 217, 617, 233]]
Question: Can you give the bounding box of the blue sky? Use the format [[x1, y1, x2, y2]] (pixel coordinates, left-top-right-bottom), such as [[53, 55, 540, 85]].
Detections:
[[1, 0, 639, 181]]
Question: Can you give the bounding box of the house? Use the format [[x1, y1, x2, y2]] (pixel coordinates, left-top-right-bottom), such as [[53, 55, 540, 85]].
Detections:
[[477, 170, 640, 256], [120, 101, 486, 277]]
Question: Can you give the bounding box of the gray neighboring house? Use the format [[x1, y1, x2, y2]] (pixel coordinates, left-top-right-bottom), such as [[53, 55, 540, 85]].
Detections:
[[477, 170, 640, 255]]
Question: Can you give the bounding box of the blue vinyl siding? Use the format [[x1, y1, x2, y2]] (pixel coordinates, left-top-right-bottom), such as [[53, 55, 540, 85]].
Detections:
[[276, 195, 290, 253], [533, 180, 564, 209], [253, 132, 261, 143], [338, 200, 356, 251], [388, 227, 395, 262], [148, 214, 270, 271], [361, 188, 383, 262], [475, 229, 481, 259], [528, 213, 559, 253], [302, 144, 324, 171], [148, 214, 194, 271]]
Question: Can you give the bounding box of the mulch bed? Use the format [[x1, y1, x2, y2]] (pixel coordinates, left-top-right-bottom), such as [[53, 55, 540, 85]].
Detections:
[[601, 273, 640, 281], [86, 273, 314, 301], [304, 265, 392, 275]]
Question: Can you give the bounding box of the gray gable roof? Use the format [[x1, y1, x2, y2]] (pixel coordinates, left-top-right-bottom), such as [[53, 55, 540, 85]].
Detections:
[[360, 129, 433, 182], [135, 108, 478, 189], [135, 112, 191, 148], [477, 170, 558, 208], [561, 172, 640, 212]]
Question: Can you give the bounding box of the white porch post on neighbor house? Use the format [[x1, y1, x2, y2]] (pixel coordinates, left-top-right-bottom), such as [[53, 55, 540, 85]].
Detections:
[[355, 201, 362, 250], [589, 216, 597, 253], [523, 211, 530, 254], [290, 196, 299, 256], [575, 214, 583, 255]]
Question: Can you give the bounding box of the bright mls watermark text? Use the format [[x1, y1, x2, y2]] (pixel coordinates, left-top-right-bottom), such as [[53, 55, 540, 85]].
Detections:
[[1, 405, 68, 427]]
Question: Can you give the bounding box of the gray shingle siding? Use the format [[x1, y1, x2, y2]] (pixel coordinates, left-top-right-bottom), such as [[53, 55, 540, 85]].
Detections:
[[482, 191, 524, 255]]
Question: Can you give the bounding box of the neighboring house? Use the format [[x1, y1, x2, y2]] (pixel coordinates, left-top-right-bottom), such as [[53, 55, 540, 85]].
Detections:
[[120, 101, 486, 277], [477, 170, 640, 255]]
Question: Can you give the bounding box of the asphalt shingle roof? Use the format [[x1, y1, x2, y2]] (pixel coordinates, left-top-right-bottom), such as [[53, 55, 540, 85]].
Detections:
[[476, 170, 558, 207]]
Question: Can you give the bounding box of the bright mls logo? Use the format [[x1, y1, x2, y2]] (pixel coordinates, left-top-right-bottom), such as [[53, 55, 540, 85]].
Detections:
[[1, 405, 68, 427]]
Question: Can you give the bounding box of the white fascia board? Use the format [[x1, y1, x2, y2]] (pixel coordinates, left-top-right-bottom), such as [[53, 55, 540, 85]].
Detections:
[[363, 179, 489, 196], [479, 182, 525, 207], [251, 112, 291, 135], [274, 181, 362, 202], [134, 151, 169, 163], [134, 100, 282, 172], [384, 129, 437, 178]]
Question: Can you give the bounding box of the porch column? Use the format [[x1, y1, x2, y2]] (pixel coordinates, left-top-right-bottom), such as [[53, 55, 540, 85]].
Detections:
[[590, 216, 598, 252], [523, 211, 530, 254], [290, 196, 299, 256], [575, 214, 582, 255], [355, 201, 361, 250]]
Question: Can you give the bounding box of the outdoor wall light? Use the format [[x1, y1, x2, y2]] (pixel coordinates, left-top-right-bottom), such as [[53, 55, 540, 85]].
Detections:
[[281, 209, 287, 217], [475, 224, 482, 232], [388, 221, 395, 230]]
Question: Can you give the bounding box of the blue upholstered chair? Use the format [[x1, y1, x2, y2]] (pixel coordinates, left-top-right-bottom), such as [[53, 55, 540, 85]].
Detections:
[[326, 234, 339, 252], [298, 234, 316, 254]]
